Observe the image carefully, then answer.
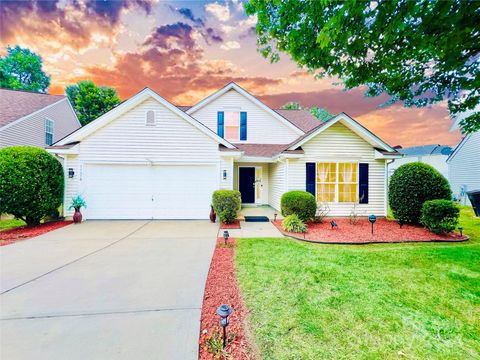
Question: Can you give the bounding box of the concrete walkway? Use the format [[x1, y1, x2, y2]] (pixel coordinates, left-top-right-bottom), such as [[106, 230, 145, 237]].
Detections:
[[0, 220, 218, 360]]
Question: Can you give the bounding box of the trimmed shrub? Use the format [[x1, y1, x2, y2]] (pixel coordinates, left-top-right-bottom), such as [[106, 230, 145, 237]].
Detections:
[[420, 199, 460, 234], [389, 162, 451, 223], [0, 146, 64, 226], [281, 190, 317, 221], [282, 214, 307, 233], [212, 190, 241, 224]]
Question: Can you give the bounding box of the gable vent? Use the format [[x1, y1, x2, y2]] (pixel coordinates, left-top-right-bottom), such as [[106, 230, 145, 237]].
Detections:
[[146, 110, 155, 126]]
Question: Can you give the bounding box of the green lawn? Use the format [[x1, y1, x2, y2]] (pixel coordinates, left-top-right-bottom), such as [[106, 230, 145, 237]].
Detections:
[[236, 207, 480, 359], [0, 218, 25, 231]]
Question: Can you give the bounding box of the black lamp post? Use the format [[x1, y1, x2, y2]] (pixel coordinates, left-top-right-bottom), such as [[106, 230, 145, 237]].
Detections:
[[397, 219, 404, 229], [368, 214, 377, 234], [223, 230, 229, 245], [458, 226, 463, 236], [216, 304, 233, 348], [274, 212, 278, 221]]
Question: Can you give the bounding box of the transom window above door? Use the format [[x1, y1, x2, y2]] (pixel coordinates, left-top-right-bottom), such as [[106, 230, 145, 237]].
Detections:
[[224, 111, 240, 141], [316, 162, 358, 203]]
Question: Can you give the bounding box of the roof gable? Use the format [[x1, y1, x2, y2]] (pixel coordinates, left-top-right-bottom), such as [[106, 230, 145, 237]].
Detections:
[[288, 113, 397, 153], [55, 88, 235, 148], [0, 88, 66, 128], [186, 82, 304, 135]]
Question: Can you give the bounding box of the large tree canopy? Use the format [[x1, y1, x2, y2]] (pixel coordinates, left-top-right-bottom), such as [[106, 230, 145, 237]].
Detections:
[[0, 45, 51, 93], [246, 0, 480, 133], [66, 80, 121, 126], [281, 102, 334, 122]]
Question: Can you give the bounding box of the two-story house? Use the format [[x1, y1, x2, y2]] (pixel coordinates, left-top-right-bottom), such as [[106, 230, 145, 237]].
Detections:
[[47, 83, 401, 220], [0, 88, 80, 148]]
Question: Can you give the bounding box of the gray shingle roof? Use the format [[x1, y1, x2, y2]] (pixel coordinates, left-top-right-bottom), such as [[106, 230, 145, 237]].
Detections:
[[0, 88, 65, 127], [398, 144, 452, 156]]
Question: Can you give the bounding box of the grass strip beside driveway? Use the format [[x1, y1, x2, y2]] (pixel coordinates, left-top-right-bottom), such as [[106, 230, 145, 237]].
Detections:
[[236, 207, 480, 359]]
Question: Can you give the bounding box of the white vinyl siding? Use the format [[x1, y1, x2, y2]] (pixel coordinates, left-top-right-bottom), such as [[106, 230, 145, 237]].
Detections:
[[0, 99, 80, 148], [189, 89, 299, 144], [63, 98, 225, 217], [268, 161, 286, 211], [448, 132, 480, 204], [287, 122, 387, 216]]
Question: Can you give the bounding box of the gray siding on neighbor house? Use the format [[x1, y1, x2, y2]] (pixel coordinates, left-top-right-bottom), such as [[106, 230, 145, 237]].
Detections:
[[448, 131, 480, 204], [0, 99, 80, 148]]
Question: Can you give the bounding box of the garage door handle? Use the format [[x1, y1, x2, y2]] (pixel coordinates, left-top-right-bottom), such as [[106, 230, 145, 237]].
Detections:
[[151, 196, 154, 202]]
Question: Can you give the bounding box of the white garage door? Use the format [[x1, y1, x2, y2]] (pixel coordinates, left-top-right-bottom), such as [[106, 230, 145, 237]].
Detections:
[[83, 164, 218, 219]]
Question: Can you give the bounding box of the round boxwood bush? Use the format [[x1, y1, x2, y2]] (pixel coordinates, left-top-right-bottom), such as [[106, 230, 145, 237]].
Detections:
[[0, 146, 64, 226], [389, 162, 451, 223], [420, 199, 460, 234], [212, 190, 241, 224], [281, 190, 317, 221], [282, 214, 307, 233]]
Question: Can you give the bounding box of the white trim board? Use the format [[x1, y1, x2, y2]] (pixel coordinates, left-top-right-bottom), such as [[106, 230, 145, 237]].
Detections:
[[54, 88, 236, 149], [186, 82, 304, 136]]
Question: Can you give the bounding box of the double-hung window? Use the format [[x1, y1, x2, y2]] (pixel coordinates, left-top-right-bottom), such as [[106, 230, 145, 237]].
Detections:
[[45, 119, 54, 146], [224, 111, 240, 141], [316, 162, 358, 203]]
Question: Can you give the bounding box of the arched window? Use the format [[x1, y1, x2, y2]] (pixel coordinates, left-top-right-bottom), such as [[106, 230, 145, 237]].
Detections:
[[146, 110, 155, 125]]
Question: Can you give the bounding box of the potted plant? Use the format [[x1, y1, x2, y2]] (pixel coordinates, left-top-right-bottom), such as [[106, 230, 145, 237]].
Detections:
[[69, 195, 87, 223]]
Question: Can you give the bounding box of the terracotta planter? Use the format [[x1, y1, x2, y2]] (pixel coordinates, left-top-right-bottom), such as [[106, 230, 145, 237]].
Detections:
[[210, 205, 216, 223], [73, 208, 82, 223]]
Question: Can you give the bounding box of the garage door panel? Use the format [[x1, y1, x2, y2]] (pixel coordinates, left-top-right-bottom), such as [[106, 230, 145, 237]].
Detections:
[[84, 164, 217, 219]]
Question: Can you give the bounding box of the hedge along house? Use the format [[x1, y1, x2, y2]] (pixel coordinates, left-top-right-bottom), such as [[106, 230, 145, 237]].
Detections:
[[47, 82, 401, 220]]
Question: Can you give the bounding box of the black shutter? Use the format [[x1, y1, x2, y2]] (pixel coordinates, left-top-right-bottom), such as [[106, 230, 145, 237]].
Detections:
[[306, 163, 316, 197], [359, 163, 369, 204]]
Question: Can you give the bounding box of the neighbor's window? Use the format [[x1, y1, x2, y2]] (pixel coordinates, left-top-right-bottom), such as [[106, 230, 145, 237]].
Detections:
[[316, 162, 358, 202], [224, 111, 240, 141], [146, 110, 155, 126], [45, 119, 54, 145]]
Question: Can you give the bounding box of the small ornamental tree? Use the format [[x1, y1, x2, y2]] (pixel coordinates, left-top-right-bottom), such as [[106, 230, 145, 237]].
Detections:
[[389, 162, 451, 224], [0, 146, 64, 226]]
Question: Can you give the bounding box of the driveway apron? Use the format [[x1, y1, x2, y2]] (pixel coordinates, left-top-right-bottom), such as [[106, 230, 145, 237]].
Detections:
[[0, 220, 217, 360]]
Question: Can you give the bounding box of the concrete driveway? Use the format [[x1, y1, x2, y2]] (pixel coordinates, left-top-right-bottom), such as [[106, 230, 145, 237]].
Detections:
[[0, 220, 218, 360]]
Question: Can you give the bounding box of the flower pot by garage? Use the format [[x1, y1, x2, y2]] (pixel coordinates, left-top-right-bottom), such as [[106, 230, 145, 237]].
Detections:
[[73, 207, 82, 223], [210, 205, 216, 223]]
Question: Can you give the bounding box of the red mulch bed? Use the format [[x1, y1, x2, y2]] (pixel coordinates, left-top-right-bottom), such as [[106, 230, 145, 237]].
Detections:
[[220, 220, 241, 229], [273, 218, 468, 244], [0, 220, 73, 246], [199, 238, 254, 359]]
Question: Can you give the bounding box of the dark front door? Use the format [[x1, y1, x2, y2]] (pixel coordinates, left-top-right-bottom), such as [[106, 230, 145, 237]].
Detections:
[[239, 167, 255, 204]]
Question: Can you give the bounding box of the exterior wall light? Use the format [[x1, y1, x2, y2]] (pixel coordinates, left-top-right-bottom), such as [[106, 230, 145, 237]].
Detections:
[[68, 168, 75, 178], [223, 230, 229, 245], [223, 169, 227, 180], [216, 304, 233, 348], [368, 214, 377, 234]]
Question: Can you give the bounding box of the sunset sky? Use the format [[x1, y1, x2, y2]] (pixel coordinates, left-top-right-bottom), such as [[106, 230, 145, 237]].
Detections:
[[0, 0, 462, 147]]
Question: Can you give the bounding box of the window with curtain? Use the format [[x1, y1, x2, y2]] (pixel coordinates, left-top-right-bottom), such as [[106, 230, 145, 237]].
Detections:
[[316, 162, 358, 202], [224, 111, 240, 141], [316, 162, 336, 202]]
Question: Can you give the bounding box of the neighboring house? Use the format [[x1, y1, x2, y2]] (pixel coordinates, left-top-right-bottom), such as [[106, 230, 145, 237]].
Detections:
[[447, 107, 480, 205], [47, 82, 401, 220], [0, 88, 80, 148], [388, 144, 452, 180]]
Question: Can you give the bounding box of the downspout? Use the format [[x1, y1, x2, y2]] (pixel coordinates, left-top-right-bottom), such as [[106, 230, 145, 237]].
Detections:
[[385, 159, 395, 216]]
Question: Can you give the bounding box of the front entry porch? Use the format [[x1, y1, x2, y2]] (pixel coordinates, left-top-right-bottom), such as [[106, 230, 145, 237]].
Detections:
[[238, 205, 282, 221]]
